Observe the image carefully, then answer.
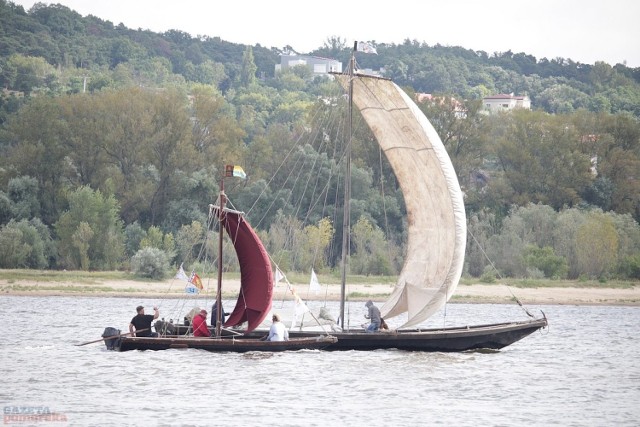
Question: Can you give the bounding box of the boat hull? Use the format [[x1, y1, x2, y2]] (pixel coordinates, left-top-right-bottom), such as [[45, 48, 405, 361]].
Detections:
[[287, 318, 548, 352], [116, 335, 337, 352]]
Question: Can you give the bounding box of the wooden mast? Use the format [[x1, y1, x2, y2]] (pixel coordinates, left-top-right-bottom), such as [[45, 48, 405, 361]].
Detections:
[[339, 45, 356, 329], [215, 171, 226, 338]]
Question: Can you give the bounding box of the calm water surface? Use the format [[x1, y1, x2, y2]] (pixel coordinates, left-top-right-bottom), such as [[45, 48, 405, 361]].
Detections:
[[0, 296, 638, 426]]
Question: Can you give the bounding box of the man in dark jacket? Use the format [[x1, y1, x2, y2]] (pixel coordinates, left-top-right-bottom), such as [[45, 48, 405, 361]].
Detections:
[[364, 300, 381, 332], [129, 305, 159, 337], [211, 302, 229, 327]]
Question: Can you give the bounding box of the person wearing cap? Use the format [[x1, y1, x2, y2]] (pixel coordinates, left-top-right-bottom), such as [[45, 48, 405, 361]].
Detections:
[[129, 305, 159, 337], [192, 309, 211, 337], [364, 300, 381, 332], [266, 314, 289, 341]]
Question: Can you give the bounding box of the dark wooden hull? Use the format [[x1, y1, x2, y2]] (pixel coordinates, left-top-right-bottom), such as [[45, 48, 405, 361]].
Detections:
[[116, 335, 337, 352], [286, 317, 548, 352]]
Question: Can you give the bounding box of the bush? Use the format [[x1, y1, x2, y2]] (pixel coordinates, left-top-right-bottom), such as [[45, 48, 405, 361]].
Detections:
[[618, 254, 640, 279], [480, 265, 497, 283], [130, 247, 170, 279], [522, 245, 568, 279]]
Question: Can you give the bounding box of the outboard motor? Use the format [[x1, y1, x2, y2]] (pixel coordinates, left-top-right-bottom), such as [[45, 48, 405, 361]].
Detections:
[[102, 327, 121, 350], [155, 320, 177, 336]]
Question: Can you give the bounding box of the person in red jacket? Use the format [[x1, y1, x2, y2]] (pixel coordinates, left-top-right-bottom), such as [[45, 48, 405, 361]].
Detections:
[[192, 309, 211, 337]]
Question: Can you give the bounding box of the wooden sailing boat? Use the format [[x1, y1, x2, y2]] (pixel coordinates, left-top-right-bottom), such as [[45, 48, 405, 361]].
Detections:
[[285, 42, 548, 350], [113, 167, 337, 352]]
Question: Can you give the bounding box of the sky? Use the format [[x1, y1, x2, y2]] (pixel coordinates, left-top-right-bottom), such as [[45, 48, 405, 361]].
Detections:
[[11, 0, 640, 67]]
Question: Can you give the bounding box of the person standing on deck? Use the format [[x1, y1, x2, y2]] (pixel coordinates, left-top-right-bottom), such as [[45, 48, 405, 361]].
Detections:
[[211, 301, 229, 327], [364, 300, 381, 332], [129, 305, 159, 337], [192, 309, 211, 337]]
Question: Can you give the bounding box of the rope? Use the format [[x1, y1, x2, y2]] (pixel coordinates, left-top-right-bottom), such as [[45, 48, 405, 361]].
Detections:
[[468, 227, 536, 319]]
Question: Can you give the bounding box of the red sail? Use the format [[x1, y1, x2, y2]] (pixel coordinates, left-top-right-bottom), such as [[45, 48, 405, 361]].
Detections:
[[213, 207, 273, 332]]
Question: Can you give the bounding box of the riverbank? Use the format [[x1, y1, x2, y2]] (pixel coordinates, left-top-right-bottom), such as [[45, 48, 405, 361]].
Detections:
[[1, 277, 639, 305]]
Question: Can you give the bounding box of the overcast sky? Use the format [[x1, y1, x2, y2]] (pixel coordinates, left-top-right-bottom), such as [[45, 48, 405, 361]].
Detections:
[[12, 0, 640, 67]]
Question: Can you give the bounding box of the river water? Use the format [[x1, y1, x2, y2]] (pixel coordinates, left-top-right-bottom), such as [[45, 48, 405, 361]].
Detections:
[[0, 295, 638, 426]]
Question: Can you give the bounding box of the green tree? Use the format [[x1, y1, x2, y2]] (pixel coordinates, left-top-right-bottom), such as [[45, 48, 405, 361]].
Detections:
[[301, 217, 334, 272], [4, 96, 72, 224], [5, 54, 56, 94], [553, 208, 587, 279], [0, 219, 52, 268], [351, 216, 395, 275], [7, 175, 40, 220], [175, 220, 206, 266], [265, 213, 304, 272], [492, 110, 592, 209], [419, 96, 489, 187], [575, 212, 619, 278], [0, 225, 30, 268], [189, 85, 247, 166], [72, 221, 94, 270], [522, 245, 568, 279], [55, 186, 124, 270], [131, 247, 170, 279], [140, 225, 175, 262], [124, 222, 146, 257], [240, 46, 257, 87]]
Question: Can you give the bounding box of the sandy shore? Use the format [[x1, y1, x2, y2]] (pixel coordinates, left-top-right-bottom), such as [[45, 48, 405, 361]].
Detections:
[[1, 277, 638, 306]]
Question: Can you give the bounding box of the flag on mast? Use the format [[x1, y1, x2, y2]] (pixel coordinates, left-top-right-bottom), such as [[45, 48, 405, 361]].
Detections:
[[309, 269, 321, 294], [189, 272, 203, 290], [291, 288, 310, 329], [225, 164, 247, 179], [274, 268, 284, 284], [355, 41, 378, 54], [175, 263, 189, 281]]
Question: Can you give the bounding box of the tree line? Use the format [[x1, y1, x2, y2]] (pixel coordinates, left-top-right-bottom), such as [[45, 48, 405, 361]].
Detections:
[[0, 0, 638, 280], [1, 1, 640, 120]]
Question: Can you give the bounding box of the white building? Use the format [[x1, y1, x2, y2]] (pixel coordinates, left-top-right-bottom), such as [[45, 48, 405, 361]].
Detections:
[[483, 93, 531, 113], [275, 54, 342, 77]]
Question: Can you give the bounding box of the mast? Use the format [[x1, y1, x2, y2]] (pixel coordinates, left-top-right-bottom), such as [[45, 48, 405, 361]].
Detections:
[[215, 173, 226, 338], [339, 46, 356, 329]]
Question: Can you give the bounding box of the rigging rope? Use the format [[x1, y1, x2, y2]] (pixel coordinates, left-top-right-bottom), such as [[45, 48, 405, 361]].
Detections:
[[467, 228, 536, 319]]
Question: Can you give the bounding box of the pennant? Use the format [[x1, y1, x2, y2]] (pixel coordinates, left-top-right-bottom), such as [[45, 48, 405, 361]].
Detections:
[[175, 263, 189, 281], [189, 272, 203, 290], [274, 268, 284, 284], [225, 165, 247, 179], [294, 295, 310, 315], [309, 269, 321, 294], [291, 294, 310, 329], [355, 41, 377, 55]]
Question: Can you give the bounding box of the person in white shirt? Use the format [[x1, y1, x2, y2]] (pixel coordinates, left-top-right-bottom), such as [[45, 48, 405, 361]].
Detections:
[[267, 314, 289, 341]]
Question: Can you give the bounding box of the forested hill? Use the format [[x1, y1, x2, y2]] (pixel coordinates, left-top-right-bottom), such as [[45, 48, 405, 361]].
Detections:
[[0, 0, 638, 281], [1, 0, 640, 117]]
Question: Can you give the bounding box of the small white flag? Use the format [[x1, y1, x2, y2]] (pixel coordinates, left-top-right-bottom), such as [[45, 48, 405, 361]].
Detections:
[[291, 295, 310, 329], [309, 269, 321, 294], [175, 263, 189, 281], [356, 41, 377, 55], [274, 268, 284, 284], [294, 295, 310, 316]]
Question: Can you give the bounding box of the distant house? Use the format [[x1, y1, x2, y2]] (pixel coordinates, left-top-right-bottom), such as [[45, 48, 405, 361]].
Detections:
[[483, 93, 531, 113], [275, 54, 342, 77]]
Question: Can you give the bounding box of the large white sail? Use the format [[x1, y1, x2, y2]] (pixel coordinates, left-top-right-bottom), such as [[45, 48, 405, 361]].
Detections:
[[340, 74, 467, 329]]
